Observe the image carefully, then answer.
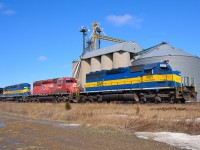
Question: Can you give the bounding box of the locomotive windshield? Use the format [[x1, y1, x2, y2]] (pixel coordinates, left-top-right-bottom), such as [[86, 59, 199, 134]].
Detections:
[[158, 63, 171, 74], [159, 67, 169, 72], [86, 73, 104, 80], [144, 69, 153, 75], [66, 79, 74, 83]]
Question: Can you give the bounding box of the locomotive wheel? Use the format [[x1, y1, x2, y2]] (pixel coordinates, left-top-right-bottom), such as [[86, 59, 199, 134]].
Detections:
[[62, 96, 68, 102], [180, 98, 185, 103], [80, 96, 87, 103], [54, 96, 59, 103], [183, 94, 190, 102], [133, 93, 139, 102], [88, 96, 94, 103], [32, 97, 40, 103], [155, 96, 161, 103], [22, 96, 26, 102], [97, 96, 103, 103], [36, 98, 40, 103], [17, 97, 23, 102], [140, 97, 146, 103], [170, 96, 178, 103], [26, 97, 30, 102], [57, 97, 64, 102]]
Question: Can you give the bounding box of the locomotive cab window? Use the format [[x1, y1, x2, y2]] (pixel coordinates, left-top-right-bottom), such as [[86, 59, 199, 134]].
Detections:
[[106, 68, 126, 75], [158, 64, 170, 74], [144, 69, 153, 75], [10, 85, 17, 89], [53, 78, 58, 83], [66, 80, 74, 83], [86, 73, 104, 80], [159, 67, 169, 73], [33, 82, 41, 86], [57, 80, 63, 86], [17, 85, 22, 88]]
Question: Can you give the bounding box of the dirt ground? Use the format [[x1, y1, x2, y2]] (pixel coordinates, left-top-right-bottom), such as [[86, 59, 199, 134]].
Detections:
[[0, 115, 180, 150]]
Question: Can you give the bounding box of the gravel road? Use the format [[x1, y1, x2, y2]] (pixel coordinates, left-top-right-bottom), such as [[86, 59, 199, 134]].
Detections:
[[0, 115, 180, 150]]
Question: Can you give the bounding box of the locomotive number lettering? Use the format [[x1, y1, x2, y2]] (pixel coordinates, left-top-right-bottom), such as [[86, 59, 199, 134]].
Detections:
[[146, 76, 154, 81], [97, 81, 104, 86]]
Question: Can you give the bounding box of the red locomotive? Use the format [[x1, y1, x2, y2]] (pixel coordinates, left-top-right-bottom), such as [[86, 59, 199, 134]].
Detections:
[[33, 77, 79, 95]]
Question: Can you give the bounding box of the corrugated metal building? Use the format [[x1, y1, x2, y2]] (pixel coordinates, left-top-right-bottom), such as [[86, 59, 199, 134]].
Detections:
[[132, 42, 200, 101]]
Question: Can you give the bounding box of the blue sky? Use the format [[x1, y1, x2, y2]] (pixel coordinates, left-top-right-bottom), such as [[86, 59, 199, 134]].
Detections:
[[0, 0, 200, 87]]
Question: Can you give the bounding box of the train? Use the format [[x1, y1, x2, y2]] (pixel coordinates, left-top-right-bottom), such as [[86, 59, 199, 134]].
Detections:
[[0, 77, 79, 102], [0, 62, 197, 103]]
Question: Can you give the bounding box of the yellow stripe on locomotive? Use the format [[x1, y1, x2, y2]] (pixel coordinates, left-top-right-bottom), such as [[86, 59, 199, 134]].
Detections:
[[3, 88, 30, 95], [2, 83, 31, 96], [86, 74, 182, 88]]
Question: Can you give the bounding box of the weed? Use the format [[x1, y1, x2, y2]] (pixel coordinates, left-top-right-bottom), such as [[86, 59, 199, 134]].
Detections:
[[135, 105, 140, 114], [0, 102, 200, 134], [65, 102, 71, 110]]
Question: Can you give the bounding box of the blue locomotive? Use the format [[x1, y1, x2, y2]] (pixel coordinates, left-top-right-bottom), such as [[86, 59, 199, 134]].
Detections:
[[84, 62, 196, 103], [0, 83, 31, 101]]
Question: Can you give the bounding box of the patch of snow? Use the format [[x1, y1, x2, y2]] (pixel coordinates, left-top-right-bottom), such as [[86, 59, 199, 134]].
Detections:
[[57, 124, 81, 128], [86, 124, 91, 127], [186, 118, 200, 123], [5, 139, 22, 145], [106, 114, 128, 118], [130, 116, 139, 119], [196, 118, 200, 123], [0, 122, 6, 127], [116, 114, 128, 118], [136, 135, 149, 139], [135, 132, 200, 150]]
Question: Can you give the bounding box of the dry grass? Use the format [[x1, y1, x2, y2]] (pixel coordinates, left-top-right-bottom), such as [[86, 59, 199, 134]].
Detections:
[[0, 102, 200, 134]]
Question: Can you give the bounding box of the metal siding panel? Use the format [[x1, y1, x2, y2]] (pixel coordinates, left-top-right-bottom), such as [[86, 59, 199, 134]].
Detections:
[[140, 44, 193, 58]]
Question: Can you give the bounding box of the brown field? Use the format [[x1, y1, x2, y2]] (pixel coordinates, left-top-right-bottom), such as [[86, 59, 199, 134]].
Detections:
[[0, 102, 200, 134]]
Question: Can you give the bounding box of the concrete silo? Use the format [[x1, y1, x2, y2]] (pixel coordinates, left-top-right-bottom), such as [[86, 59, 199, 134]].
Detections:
[[132, 42, 200, 101], [91, 57, 101, 72], [78, 41, 143, 87], [101, 54, 113, 70], [80, 59, 90, 88], [113, 51, 130, 68]]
